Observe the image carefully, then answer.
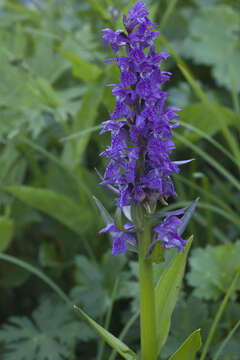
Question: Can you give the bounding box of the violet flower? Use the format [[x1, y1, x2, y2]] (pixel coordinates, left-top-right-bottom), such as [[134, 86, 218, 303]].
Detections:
[[99, 1, 192, 255], [100, 223, 136, 255]]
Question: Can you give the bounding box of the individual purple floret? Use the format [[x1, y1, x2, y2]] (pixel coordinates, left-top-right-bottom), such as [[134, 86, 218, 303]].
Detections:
[[100, 223, 136, 255], [154, 216, 186, 251], [99, 1, 192, 254]]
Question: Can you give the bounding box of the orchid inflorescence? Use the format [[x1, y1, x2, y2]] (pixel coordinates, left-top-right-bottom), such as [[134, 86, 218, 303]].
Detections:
[[99, 1, 194, 255]]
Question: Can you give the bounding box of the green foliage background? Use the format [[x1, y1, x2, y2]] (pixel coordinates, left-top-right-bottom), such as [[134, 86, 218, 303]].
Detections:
[[0, 0, 239, 359]]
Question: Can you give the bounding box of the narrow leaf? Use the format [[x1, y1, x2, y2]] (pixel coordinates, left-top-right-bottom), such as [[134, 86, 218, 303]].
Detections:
[[169, 329, 202, 360], [213, 320, 240, 360], [58, 49, 102, 82], [73, 83, 103, 163], [178, 198, 199, 235], [0, 216, 14, 252], [3, 186, 91, 235], [200, 270, 240, 360], [74, 305, 137, 360], [155, 236, 193, 354], [93, 196, 113, 225]]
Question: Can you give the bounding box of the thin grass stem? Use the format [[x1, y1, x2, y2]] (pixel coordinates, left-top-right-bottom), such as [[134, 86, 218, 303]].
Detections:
[[200, 271, 240, 360]]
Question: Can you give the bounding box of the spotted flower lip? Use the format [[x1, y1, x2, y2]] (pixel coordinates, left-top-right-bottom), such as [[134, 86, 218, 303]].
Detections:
[[99, 1, 194, 254]]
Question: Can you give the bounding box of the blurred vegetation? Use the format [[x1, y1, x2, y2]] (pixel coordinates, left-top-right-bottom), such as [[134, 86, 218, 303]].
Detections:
[[0, 0, 239, 359]]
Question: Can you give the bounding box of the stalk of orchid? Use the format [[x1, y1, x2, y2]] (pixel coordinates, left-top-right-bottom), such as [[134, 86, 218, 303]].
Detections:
[[98, 2, 198, 359]]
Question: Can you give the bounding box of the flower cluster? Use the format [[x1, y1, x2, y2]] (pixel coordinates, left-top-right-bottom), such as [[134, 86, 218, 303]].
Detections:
[[100, 1, 191, 255]]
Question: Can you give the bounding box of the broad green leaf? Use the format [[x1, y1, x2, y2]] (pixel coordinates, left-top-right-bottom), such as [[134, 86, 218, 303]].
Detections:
[[74, 305, 137, 360], [0, 216, 14, 252], [28, 77, 60, 108], [72, 252, 128, 318], [0, 298, 94, 360], [157, 33, 240, 164], [3, 186, 91, 235], [169, 329, 202, 360], [180, 103, 240, 142], [31, 38, 69, 84], [155, 236, 193, 354], [73, 83, 103, 163], [182, 5, 240, 91], [59, 49, 102, 82], [187, 241, 240, 300], [0, 49, 30, 108]]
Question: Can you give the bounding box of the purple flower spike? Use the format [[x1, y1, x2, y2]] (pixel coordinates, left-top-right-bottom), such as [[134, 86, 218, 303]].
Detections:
[[99, 2, 194, 254]]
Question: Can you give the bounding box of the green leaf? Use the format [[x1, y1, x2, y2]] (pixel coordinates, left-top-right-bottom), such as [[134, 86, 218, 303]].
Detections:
[[0, 297, 94, 360], [200, 271, 240, 360], [93, 196, 113, 225], [155, 236, 193, 354], [3, 186, 91, 235], [87, 0, 111, 20], [180, 103, 239, 142], [4, 0, 40, 24], [182, 5, 240, 91], [0, 216, 14, 252], [74, 305, 137, 360], [31, 38, 69, 84], [213, 320, 240, 360], [0, 258, 30, 287], [169, 329, 202, 360], [72, 255, 107, 318], [147, 241, 164, 264], [73, 83, 103, 163], [58, 49, 102, 82], [28, 77, 60, 108], [39, 243, 60, 268], [187, 241, 240, 300], [72, 252, 128, 318], [160, 295, 210, 359]]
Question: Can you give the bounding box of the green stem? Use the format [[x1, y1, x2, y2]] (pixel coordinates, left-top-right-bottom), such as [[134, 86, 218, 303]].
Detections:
[[138, 223, 157, 360], [200, 270, 240, 360]]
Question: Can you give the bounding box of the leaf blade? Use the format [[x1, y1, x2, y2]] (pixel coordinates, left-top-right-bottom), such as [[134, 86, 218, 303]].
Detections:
[[74, 305, 137, 360], [155, 236, 193, 354], [169, 329, 202, 360], [3, 186, 91, 235]]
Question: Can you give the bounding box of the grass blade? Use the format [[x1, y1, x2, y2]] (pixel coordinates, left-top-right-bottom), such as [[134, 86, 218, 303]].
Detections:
[[174, 132, 240, 192], [213, 320, 240, 360], [200, 270, 240, 360]]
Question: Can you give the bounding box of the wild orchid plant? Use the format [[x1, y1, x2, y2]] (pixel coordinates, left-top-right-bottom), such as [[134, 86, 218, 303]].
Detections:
[[79, 2, 200, 360]]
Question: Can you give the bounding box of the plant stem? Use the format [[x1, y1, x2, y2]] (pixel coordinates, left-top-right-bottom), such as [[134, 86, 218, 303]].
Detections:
[[200, 270, 240, 360], [138, 223, 157, 360]]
